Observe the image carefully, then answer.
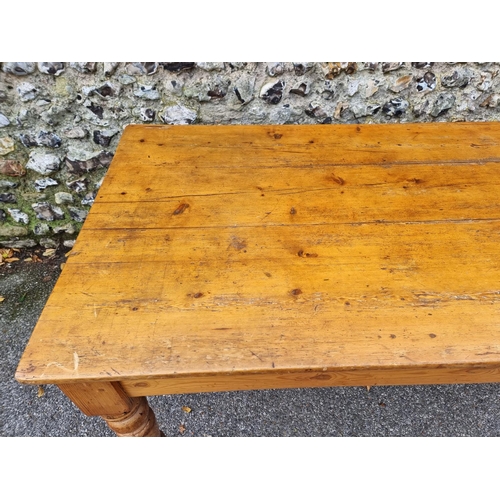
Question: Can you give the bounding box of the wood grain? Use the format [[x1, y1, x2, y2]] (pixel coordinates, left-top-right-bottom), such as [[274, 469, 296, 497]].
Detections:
[[15, 123, 500, 393]]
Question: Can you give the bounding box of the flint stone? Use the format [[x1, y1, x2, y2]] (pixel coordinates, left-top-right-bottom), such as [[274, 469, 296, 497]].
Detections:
[[196, 62, 225, 71], [161, 63, 195, 73], [293, 63, 315, 76], [0, 137, 15, 156], [55, 192, 74, 205], [40, 238, 58, 248], [103, 62, 119, 76], [65, 151, 113, 174], [290, 82, 311, 97], [0, 239, 36, 248], [347, 80, 360, 97], [34, 223, 50, 235], [20, 131, 61, 148], [305, 103, 329, 121], [382, 62, 404, 73], [26, 152, 61, 175], [7, 209, 29, 224], [0, 193, 16, 203], [479, 94, 500, 108], [266, 63, 285, 77], [38, 62, 65, 76], [412, 62, 434, 69], [321, 81, 335, 100], [260, 80, 285, 105], [128, 62, 159, 75], [63, 240, 76, 248], [63, 127, 87, 139], [233, 76, 255, 105], [70, 62, 96, 73], [93, 129, 118, 147], [17, 82, 38, 101], [365, 79, 381, 98], [68, 206, 88, 222], [118, 75, 136, 85], [0, 160, 25, 176], [134, 85, 160, 100], [416, 72, 437, 92], [82, 192, 96, 206], [321, 62, 354, 79], [161, 105, 197, 125], [382, 98, 409, 117], [95, 83, 118, 98], [441, 71, 470, 88], [2, 62, 36, 76], [0, 209, 5, 222], [40, 105, 66, 126], [53, 223, 75, 234], [361, 62, 378, 72], [0, 114, 10, 127], [351, 104, 381, 118], [0, 225, 28, 237], [66, 178, 87, 193], [390, 75, 412, 93], [166, 80, 183, 96], [476, 73, 492, 91], [139, 108, 155, 122], [430, 94, 455, 117], [32, 202, 64, 221], [34, 178, 58, 192], [0, 180, 17, 190]]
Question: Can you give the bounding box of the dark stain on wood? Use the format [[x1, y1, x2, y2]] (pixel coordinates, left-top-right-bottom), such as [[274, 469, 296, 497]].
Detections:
[[172, 203, 190, 215]]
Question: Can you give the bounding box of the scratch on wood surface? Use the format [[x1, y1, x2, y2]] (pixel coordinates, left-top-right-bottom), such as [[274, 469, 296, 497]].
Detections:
[[73, 352, 79, 372]]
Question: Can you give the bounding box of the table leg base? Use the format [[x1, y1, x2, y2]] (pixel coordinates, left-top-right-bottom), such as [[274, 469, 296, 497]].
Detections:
[[103, 396, 162, 437]]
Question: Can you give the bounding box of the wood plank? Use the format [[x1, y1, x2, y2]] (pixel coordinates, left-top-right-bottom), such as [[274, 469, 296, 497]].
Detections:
[[85, 164, 500, 229], [16, 220, 500, 384], [111, 123, 500, 168], [121, 365, 500, 397]]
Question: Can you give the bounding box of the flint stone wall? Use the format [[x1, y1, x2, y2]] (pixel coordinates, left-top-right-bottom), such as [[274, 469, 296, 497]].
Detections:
[[1, 62, 499, 247]]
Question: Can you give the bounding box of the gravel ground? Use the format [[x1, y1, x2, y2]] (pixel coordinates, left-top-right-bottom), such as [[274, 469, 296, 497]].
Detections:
[[1, 248, 500, 437]]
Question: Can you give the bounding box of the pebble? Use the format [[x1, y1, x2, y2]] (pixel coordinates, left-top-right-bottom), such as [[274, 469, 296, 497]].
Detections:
[[361, 62, 378, 72], [0, 113, 10, 127], [160, 105, 197, 125], [7, 208, 29, 224], [63, 239, 76, 248], [65, 151, 112, 174], [2, 62, 36, 76], [430, 94, 456, 117], [68, 206, 88, 222], [38, 62, 65, 76], [0, 180, 17, 189], [26, 152, 61, 175], [416, 72, 436, 92], [382, 98, 409, 117], [365, 79, 381, 98], [412, 62, 434, 69], [260, 80, 285, 104], [17, 82, 38, 101], [66, 178, 87, 193], [346, 79, 360, 97], [0, 137, 15, 156], [54, 192, 74, 205], [118, 75, 136, 85], [0, 160, 25, 177], [40, 238, 58, 248], [351, 103, 381, 118], [34, 178, 58, 192], [134, 85, 160, 100], [0, 209, 5, 222], [305, 102, 329, 121], [81, 192, 96, 206], [32, 202, 65, 221]]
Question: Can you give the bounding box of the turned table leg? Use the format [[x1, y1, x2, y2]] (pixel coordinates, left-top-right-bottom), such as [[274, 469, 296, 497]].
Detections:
[[58, 381, 162, 437]]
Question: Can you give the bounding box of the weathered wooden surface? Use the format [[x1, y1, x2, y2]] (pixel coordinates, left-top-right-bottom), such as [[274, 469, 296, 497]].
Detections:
[[16, 123, 500, 392]]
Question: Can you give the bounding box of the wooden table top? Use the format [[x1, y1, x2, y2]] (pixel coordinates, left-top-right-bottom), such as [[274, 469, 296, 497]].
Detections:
[[16, 122, 500, 392]]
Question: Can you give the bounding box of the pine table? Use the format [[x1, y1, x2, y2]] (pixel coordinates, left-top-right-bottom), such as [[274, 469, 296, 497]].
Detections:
[[16, 122, 500, 436]]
